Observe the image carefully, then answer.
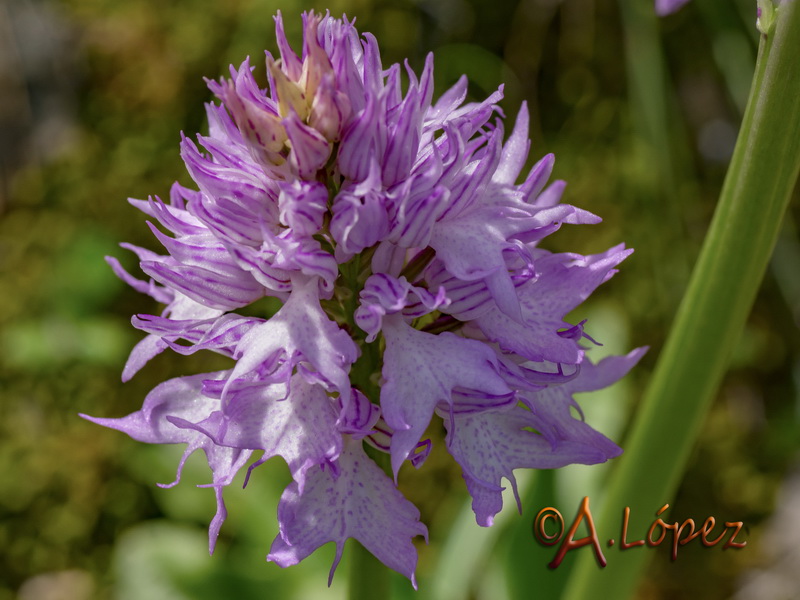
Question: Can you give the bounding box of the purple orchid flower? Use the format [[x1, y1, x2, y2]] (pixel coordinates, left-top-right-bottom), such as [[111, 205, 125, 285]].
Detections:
[[84, 11, 645, 588]]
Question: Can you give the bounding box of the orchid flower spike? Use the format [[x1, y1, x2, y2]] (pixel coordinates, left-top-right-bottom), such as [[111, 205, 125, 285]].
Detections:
[[84, 11, 645, 587]]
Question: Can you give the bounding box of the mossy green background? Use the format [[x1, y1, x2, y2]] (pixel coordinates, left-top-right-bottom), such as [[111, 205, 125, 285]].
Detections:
[[1, 0, 798, 598]]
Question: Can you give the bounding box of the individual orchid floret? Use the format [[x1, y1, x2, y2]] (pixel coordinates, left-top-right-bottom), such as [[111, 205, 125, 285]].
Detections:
[[268, 438, 428, 587], [87, 10, 644, 589], [444, 348, 647, 527], [81, 372, 250, 553]]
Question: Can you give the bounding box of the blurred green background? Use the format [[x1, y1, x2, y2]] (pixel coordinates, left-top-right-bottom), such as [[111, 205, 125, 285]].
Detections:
[[1, 0, 799, 598]]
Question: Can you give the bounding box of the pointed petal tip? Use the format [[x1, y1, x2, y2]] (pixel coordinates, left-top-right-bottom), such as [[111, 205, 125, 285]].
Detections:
[[327, 543, 345, 587]]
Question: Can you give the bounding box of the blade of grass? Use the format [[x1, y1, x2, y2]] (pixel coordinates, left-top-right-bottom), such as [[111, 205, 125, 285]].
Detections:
[[563, 3, 800, 599]]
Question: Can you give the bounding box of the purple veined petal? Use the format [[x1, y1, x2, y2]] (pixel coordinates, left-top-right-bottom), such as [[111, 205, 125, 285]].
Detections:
[[282, 111, 332, 179], [329, 165, 391, 257], [381, 53, 433, 187], [170, 180, 203, 209], [274, 11, 303, 81], [443, 404, 610, 527], [382, 89, 422, 187], [362, 419, 432, 469], [300, 12, 337, 103], [267, 437, 428, 587], [166, 410, 253, 553], [229, 57, 273, 111], [474, 245, 633, 363], [133, 312, 262, 358], [431, 198, 544, 321], [360, 32, 385, 97], [322, 15, 365, 114], [494, 354, 580, 390], [518, 349, 647, 457], [408, 438, 432, 468], [531, 201, 602, 227], [384, 61, 403, 110], [127, 197, 161, 219], [423, 258, 494, 321], [492, 101, 531, 186], [415, 52, 435, 114], [278, 180, 329, 236], [224, 275, 359, 400], [227, 243, 293, 295], [442, 85, 505, 138], [417, 119, 466, 190], [508, 202, 602, 246], [145, 222, 247, 280], [446, 387, 518, 415], [205, 100, 246, 149], [188, 193, 265, 248], [365, 420, 393, 452], [337, 91, 388, 182], [388, 182, 450, 249], [129, 193, 205, 236], [569, 347, 648, 393], [354, 273, 449, 342], [401, 284, 449, 318], [412, 116, 450, 179], [82, 372, 226, 444], [181, 134, 280, 209], [437, 125, 503, 221], [209, 71, 288, 160], [198, 130, 262, 177], [140, 259, 265, 311], [380, 314, 511, 479], [336, 388, 381, 439], [423, 241, 535, 322], [519, 153, 555, 204], [426, 75, 468, 127], [531, 179, 566, 210], [250, 228, 339, 293], [370, 241, 408, 278]]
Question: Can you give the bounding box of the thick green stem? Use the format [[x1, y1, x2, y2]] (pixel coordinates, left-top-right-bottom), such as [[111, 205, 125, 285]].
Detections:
[[563, 3, 800, 599], [349, 537, 392, 600]]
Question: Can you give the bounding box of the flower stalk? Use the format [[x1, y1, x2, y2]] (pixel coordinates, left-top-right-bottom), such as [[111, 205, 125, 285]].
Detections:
[[564, 2, 800, 598]]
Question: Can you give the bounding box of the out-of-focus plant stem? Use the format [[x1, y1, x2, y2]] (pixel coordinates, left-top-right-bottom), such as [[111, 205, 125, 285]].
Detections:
[[563, 2, 800, 599]]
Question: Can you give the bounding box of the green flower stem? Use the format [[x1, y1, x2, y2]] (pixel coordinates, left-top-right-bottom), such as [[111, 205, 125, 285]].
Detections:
[[349, 535, 391, 600], [564, 3, 800, 599], [348, 452, 393, 600], [349, 313, 391, 600], [338, 250, 394, 600]]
